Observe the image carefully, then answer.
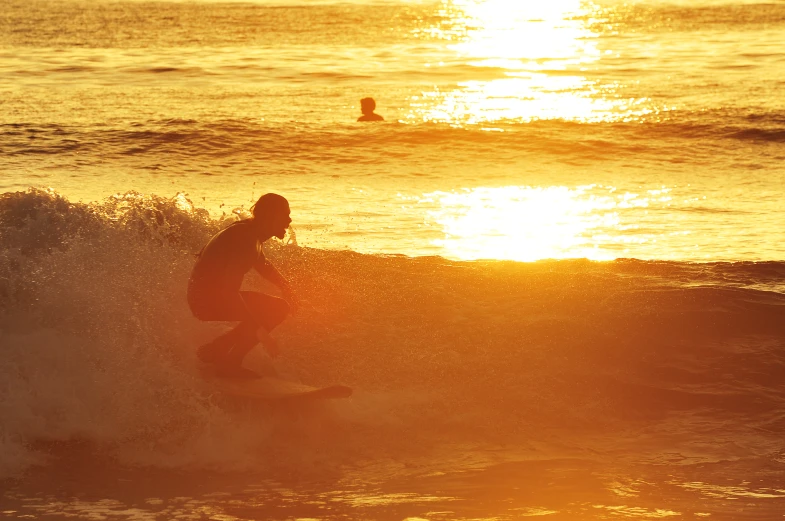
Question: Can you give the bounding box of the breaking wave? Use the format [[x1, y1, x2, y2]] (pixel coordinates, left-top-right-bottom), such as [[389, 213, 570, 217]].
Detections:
[[1, 189, 784, 479]]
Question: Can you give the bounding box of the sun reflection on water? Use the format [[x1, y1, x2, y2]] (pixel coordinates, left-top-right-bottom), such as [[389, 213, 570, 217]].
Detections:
[[410, 0, 655, 124], [421, 185, 664, 261]]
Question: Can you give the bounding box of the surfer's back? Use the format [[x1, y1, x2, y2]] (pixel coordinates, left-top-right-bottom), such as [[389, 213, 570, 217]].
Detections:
[[188, 221, 261, 301]]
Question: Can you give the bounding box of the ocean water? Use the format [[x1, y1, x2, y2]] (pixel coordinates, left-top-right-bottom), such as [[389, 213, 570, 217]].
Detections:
[[2, 0, 785, 519], [2, 0, 785, 260]]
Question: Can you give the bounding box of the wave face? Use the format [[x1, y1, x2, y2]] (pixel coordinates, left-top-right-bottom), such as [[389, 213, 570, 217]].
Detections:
[[2, 189, 784, 479]]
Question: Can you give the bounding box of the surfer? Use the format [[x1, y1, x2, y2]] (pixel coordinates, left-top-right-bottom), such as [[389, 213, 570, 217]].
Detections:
[[187, 193, 297, 379], [357, 97, 384, 122]]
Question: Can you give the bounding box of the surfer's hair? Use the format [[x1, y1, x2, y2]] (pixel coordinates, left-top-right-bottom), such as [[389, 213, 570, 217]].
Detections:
[[251, 193, 289, 220]]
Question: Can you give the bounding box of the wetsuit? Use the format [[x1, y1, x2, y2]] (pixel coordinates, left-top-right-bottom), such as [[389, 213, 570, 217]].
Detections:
[[188, 220, 289, 367]]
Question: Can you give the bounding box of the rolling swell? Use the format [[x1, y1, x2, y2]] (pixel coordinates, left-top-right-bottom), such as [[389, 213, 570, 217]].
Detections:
[[2, 111, 783, 166], [1, 189, 784, 479]]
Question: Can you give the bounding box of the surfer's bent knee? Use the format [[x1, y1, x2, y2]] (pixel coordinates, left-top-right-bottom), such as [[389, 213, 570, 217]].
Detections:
[[263, 296, 290, 326]]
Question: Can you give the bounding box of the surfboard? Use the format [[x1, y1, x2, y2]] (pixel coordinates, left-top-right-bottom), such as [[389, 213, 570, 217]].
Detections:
[[199, 367, 352, 402], [202, 369, 353, 402]]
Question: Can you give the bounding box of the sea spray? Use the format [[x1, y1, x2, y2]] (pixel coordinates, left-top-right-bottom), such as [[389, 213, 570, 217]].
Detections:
[[0, 190, 268, 477], [1, 189, 785, 480]]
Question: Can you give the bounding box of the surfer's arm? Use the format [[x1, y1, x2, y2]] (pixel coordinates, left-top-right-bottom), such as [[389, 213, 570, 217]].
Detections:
[[255, 258, 288, 289], [255, 259, 298, 311]]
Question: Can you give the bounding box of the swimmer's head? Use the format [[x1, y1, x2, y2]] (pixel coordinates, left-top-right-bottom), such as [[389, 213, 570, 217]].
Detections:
[[360, 97, 376, 115]]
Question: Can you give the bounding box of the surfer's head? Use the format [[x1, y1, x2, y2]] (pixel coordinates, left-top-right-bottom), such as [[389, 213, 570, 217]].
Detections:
[[251, 193, 291, 240]]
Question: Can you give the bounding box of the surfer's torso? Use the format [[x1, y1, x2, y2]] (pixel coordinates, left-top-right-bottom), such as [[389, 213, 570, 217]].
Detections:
[[188, 220, 264, 305]]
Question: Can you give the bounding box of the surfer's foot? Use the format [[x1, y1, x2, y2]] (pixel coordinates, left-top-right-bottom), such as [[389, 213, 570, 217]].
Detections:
[[196, 338, 233, 364], [213, 364, 261, 380], [198, 335, 261, 379]]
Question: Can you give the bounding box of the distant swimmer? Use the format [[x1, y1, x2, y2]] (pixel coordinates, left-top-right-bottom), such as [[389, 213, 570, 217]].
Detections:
[[357, 97, 384, 122], [188, 193, 297, 379]]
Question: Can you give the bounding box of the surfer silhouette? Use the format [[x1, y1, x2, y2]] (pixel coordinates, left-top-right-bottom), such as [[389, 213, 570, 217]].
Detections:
[[187, 193, 297, 379], [357, 97, 384, 122]]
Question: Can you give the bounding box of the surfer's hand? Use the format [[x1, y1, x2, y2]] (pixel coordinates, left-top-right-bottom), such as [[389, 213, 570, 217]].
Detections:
[[263, 337, 280, 358], [255, 326, 279, 359], [282, 286, 299, 314]]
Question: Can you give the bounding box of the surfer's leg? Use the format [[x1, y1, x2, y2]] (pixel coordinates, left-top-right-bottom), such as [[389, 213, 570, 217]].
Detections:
[[196, 325, 248, 364], [197, 292, 289, 377], [192, 292, 257, 364], [243, 291, 291, 332], [199, 322, 263, 379], [221, 291, 290, 365]]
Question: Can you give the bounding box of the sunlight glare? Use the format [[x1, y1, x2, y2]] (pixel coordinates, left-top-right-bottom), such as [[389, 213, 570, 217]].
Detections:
[[410, 0, 655, 124], [421, 185, 658, 261]]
